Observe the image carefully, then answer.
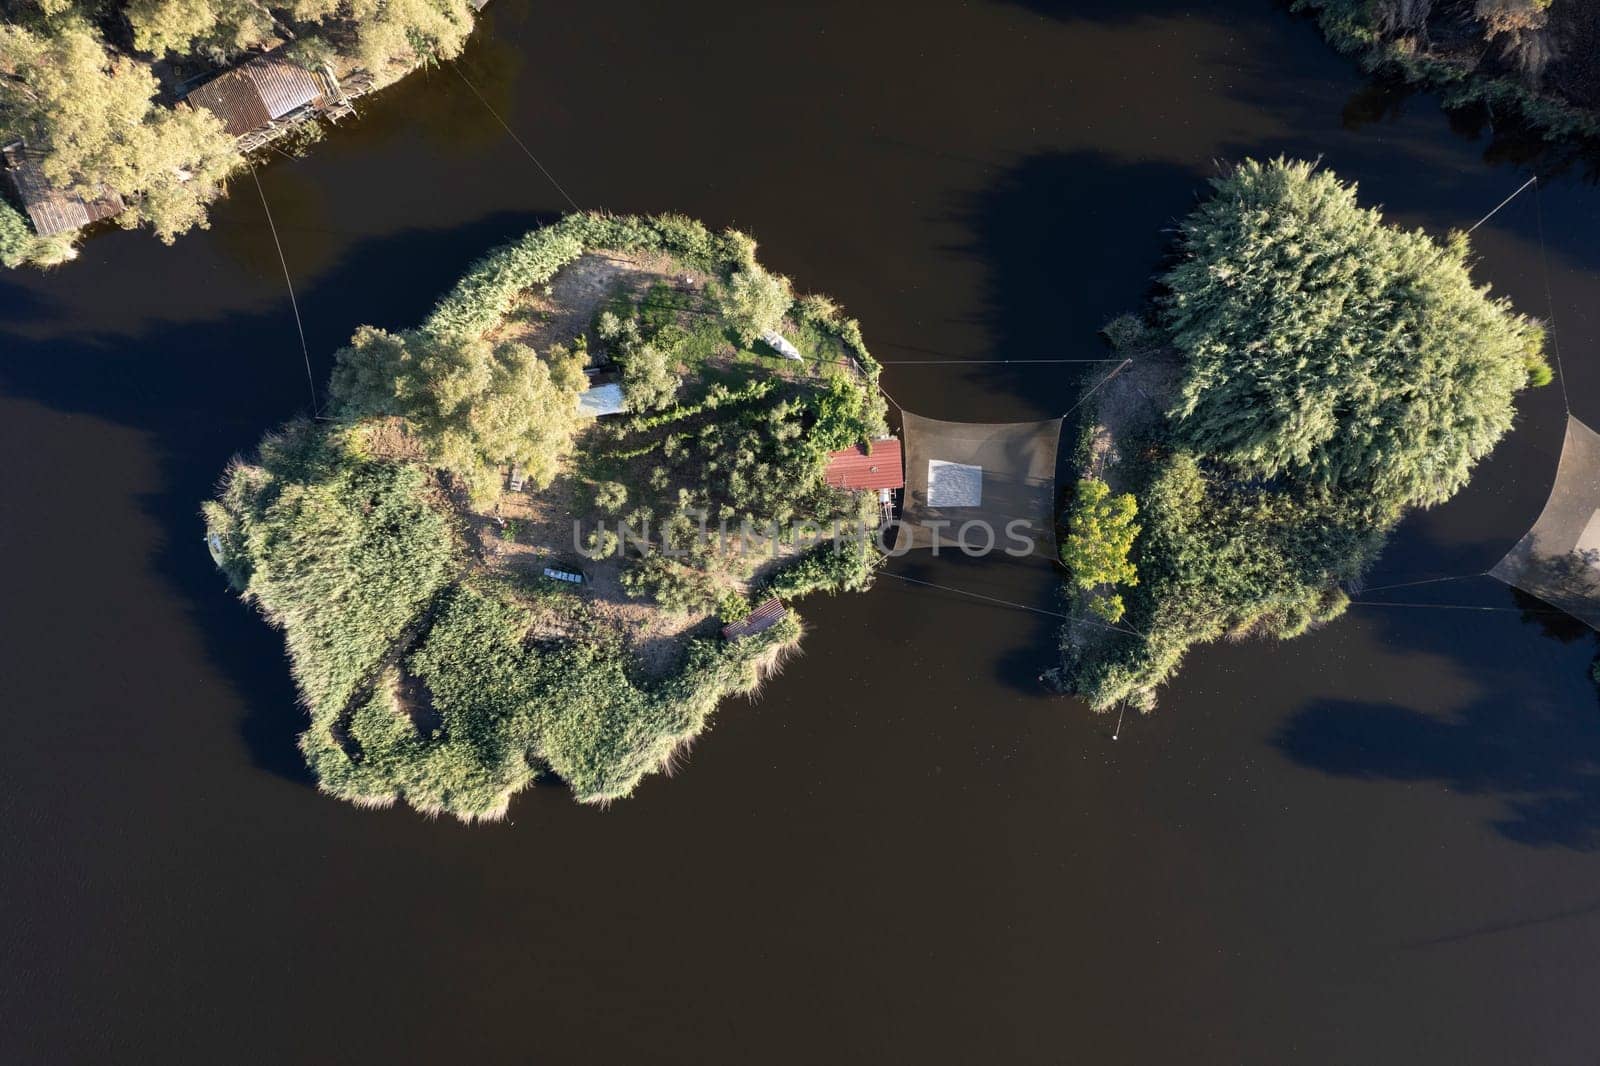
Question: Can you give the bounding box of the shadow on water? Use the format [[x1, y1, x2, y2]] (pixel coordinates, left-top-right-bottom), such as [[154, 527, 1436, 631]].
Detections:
[[0, 210, 548, 783], [856, 150, 1202, 698], [948, 149, 1198, 401], [993, 0, 1196, 23], [893, 552, 1065, 696], [1277, 580, 1600, 850]]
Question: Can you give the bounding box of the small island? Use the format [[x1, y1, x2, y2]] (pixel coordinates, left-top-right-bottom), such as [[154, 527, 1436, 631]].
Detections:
[[1052, 158, 1551, 711], [2, 0, 486, 267], [204, 213, 890, 820]]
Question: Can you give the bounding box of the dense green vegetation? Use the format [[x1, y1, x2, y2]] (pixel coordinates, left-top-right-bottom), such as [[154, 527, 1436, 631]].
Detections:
[[1296, 0, 1600, 141], [330, 327, 588, 503], [1165, 158, 1546, 510], [207, 212, 888, 820], [0, 0, 480, 262], [1060, 478, 1139, 623], [1053, 159, 1548, 711]]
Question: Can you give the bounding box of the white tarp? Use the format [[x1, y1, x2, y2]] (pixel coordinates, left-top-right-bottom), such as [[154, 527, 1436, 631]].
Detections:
[[927, 460, 983, 507], [576, 382, 627, 418]]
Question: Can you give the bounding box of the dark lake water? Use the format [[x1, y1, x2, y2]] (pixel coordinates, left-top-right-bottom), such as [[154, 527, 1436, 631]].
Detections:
[[6, 1, 1600, 1061]]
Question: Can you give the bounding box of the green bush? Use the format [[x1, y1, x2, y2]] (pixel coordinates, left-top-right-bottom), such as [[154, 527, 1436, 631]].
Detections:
[[765, 538, 879, 600], [593, 481, 628, 513], [717, 265, 793, 345], [1061, 478, 1139, 624], [0, 201, 32, 269], [806, 374, 881, 455], [1164, 158, 1546, 510], [204, 423, 460, 722], [620, 555, 720, 614], [598, 309, 682, 411], [1061, 453, 1378, 709]]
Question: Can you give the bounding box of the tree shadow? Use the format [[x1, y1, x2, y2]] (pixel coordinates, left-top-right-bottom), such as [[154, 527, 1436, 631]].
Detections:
[[0, 210, 549, 784], [946, 149, 1200, 407], [924, 150, 1200, 688], [1276, 684, 1600, 849], [888, 551, 1064, 697], [1278, 572, 1600, 848]]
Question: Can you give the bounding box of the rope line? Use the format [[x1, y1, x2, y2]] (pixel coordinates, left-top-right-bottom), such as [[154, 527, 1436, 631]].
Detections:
[[1531, 176, 1571, 415], [1350, 599, 1566, 616], [1356, 571, 1489, 594], [450, 62, 581, 211], [879, 571, 1143, 638], [875, 376, 907, 416], [1060, 358, 1134, 420], [250, 165, 318, 414], [876, 358, 1123, 366], [1467, 174, 1538, 233]]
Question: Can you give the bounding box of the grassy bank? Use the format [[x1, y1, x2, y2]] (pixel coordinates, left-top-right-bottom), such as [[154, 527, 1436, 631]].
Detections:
[[206, 212, 888, 820]]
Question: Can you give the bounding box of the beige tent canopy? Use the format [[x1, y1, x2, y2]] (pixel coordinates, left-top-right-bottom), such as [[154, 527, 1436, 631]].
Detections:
[[1490, 415, 1600, 630], [892, 411, 1063, 559]]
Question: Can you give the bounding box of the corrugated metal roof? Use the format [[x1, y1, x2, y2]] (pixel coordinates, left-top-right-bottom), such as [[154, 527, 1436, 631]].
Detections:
[[185, 53, 324, 137], [823, 437, 904, 491], [721, 597, 786, 641], [2, 142, 125, 237], [248, 55, 325, 119]]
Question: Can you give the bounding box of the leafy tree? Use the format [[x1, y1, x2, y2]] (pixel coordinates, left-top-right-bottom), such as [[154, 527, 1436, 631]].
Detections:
[[0, 201, 32, 268], [1058, 453, 1378, 709], [0, 20, 238, 241], [806, 374, 879, 454], [1163, 158, 1547, 510], [1061, 478, 1139, 623], [593, 481, 628, 513], [718, 265, 793, 345], [342, 0, 477, 74], [619, 339, 679, 411], [0, 197, 76, 267], [124, 0, 277, 60], [597, 309, 680, 411], [329, 326, 587, 501]]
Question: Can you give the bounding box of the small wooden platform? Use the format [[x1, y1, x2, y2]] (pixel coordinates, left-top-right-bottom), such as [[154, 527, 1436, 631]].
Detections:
[[721, 597, 786, 641]]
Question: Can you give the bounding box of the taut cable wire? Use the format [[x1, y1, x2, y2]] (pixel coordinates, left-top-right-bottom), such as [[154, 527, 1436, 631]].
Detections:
[[451, 62, 581, 212], [1467, 174, 1537, 233], [250, 164, 318, 415]]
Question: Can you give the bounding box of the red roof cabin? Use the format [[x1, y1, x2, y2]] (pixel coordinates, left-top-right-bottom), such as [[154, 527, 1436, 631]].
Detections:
[[823, 437, 904, 492]]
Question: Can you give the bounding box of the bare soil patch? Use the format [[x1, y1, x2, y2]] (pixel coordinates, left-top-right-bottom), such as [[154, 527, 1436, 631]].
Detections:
[[473, 457, 714, 678], [493, 250, 695, 355], [1085, 353, 1181, 493]]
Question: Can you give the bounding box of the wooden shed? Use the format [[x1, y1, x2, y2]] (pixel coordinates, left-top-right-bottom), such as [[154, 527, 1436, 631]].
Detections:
[[2, 142, 125, 238], [184, 52, 330, 144]]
